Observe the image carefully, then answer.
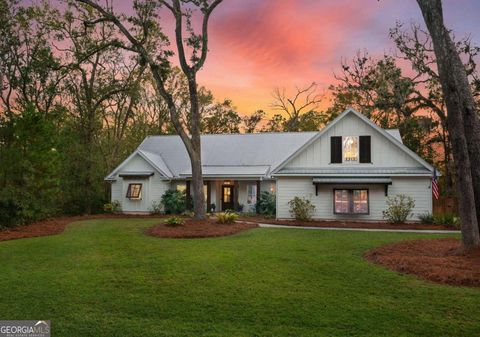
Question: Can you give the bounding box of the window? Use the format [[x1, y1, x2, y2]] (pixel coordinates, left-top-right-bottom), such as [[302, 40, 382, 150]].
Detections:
[[343, 136, 359, 162], [176, 184, 186, 193], [247, 184, 257, 204], [334, 189, 368, 214], [126, 183, 142, 200]]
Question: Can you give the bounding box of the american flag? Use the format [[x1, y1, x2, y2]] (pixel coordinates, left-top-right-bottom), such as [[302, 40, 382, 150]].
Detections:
[[432, 169, 440, 199]]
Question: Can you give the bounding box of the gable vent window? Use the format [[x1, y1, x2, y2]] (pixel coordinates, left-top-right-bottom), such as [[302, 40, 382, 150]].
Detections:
[[343, 136, 359, 163], [126, 183, 142, 200]]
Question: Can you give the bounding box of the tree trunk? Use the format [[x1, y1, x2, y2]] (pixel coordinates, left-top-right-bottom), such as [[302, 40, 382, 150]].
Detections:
[[189, 147, 206, 220], [417, 0, 480, 249]]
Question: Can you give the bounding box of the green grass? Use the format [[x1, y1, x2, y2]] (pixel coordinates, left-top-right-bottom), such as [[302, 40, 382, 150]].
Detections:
[[0, 219, 478, 337]]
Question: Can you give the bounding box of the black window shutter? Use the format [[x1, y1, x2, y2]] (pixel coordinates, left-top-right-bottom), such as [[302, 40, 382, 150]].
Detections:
[[331, 136, 342, 163], [359, 136, 371, 163]]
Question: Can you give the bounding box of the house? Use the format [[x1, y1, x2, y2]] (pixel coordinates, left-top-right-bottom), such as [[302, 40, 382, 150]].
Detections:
[[105, 109, 435, 220]]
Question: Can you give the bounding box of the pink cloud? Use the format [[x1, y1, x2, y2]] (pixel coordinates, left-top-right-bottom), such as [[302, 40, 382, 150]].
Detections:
[[198, 0, 387, 114]]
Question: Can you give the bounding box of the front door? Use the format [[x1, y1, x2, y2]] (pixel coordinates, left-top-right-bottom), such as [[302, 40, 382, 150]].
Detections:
[[222, 185, 234, 211]]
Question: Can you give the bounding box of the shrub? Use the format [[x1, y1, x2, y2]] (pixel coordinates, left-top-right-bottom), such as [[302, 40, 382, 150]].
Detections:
[[216, 211, 239, 224], [149, 200, 163, 215], [288, 196, 316, 221], [165, 216, 185, 227], [383, 194, 415, 224], [161, 190, 186, 214], [103, 200, 121, 214], [256, 191, 276, 216], [433, 213, 460, 229], [0, 199, 22, 229], [418, 212, 434, 224]]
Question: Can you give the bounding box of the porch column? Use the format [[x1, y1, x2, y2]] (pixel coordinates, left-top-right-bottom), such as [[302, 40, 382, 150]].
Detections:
[[256, 180, 261, 214], [233, 180, 239, 211], [206, 181, 211, 212]]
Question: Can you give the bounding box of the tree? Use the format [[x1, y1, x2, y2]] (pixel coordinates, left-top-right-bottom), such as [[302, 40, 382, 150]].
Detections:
[[45, 2, 146, 214], [77, 0, 223, 220], [242, 110, 265, 133], [201, 99, 242, 134], [269, 82, 326, 131], [417, 0, 480, 249], [389, 22, 480, 196]]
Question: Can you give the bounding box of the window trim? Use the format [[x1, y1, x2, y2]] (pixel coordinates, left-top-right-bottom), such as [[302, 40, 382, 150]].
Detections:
[[126, 183, 142, 200], [333, 189, 369, 215]]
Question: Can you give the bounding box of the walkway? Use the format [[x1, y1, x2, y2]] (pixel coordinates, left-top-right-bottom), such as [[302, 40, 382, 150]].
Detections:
[[258, 223, 460, 234]]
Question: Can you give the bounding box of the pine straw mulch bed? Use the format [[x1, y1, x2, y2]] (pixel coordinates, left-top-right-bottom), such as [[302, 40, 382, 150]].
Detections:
[[238, 216, 457, 231], [364, 238, 480, 288], [0, 214, 167, 242], [145, 218, 258, 239]]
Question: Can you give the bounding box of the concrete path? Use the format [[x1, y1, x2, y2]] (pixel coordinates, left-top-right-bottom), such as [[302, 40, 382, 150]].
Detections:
[[258, 223, 460, 234]]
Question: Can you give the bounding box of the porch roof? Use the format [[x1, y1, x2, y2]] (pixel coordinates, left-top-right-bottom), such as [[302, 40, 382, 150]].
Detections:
[[312, 177, 392, 184], [275, 167, 432, 177], [179, 165, 270, 178]]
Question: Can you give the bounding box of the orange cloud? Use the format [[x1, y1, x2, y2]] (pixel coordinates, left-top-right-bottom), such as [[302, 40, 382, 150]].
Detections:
[[198, 0, 387, 114]]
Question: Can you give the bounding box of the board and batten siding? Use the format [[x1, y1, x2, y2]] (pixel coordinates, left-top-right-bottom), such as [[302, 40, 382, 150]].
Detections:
[[276, 177, 432, 221], [110, 153, 170, 213], [284, 113, 420, 169]]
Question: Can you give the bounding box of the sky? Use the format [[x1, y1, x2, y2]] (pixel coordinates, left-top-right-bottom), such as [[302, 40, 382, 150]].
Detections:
[[185, 0, 480, 116]]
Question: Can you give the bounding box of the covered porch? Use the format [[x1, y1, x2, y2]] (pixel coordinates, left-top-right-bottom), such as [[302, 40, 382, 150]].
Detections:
[[173, 178, 276, 213]]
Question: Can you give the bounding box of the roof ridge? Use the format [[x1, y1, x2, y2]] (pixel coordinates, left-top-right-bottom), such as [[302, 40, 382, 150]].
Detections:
[[141, 131, 319, 138]]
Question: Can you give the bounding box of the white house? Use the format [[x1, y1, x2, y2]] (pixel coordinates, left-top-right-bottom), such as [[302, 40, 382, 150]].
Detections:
[[105, 109, 435, 220]]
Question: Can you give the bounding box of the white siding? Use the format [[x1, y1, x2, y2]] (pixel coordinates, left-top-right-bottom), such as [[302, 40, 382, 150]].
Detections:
[[111, 153, 170, 213], [277, 177, 432, 221], [111, 180, 123, 208], [284, 114, 420, 169]]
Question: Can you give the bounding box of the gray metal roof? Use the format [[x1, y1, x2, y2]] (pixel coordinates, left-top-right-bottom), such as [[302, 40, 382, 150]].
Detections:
[[384, 129, 403, 143], [138, 132, 318, 178], [276, 167, 432, 176], [312, 177, 393, 184]]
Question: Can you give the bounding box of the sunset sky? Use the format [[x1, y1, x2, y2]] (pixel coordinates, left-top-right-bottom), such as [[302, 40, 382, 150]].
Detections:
[[185, 0, 480, 116]]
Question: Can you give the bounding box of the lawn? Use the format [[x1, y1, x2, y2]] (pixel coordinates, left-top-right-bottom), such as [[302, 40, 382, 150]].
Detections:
[[0, 219, 478, 337]]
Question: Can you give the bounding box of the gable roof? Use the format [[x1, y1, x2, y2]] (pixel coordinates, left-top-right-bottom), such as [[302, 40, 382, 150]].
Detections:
[[106, 132, 317, 180], [271, 108, 434, 175], [105, 149, 172, 181]]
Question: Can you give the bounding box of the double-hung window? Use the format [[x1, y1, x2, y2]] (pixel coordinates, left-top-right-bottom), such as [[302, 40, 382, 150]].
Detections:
[[126, 183, 142, 200], [334, 189, 368, 214]]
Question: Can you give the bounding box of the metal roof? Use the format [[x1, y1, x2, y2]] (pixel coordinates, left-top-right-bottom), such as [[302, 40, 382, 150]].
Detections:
[[312, 177, 393, 184], [384, 129, 402, 143], [180, 165, 270, 177], [137, 132, 317, 178]]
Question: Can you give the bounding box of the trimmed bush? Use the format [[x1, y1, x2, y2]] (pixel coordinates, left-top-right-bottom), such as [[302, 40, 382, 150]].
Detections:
[[288, 196, 315, 221], [256, 191, 276, 216], [104, 200, 121, 214], [383, 194, 415, 224], [149, 200, 163, 215], [165, 216, 185, 227], [161, 190, 187, 214], [216, 211, 238, 224]]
